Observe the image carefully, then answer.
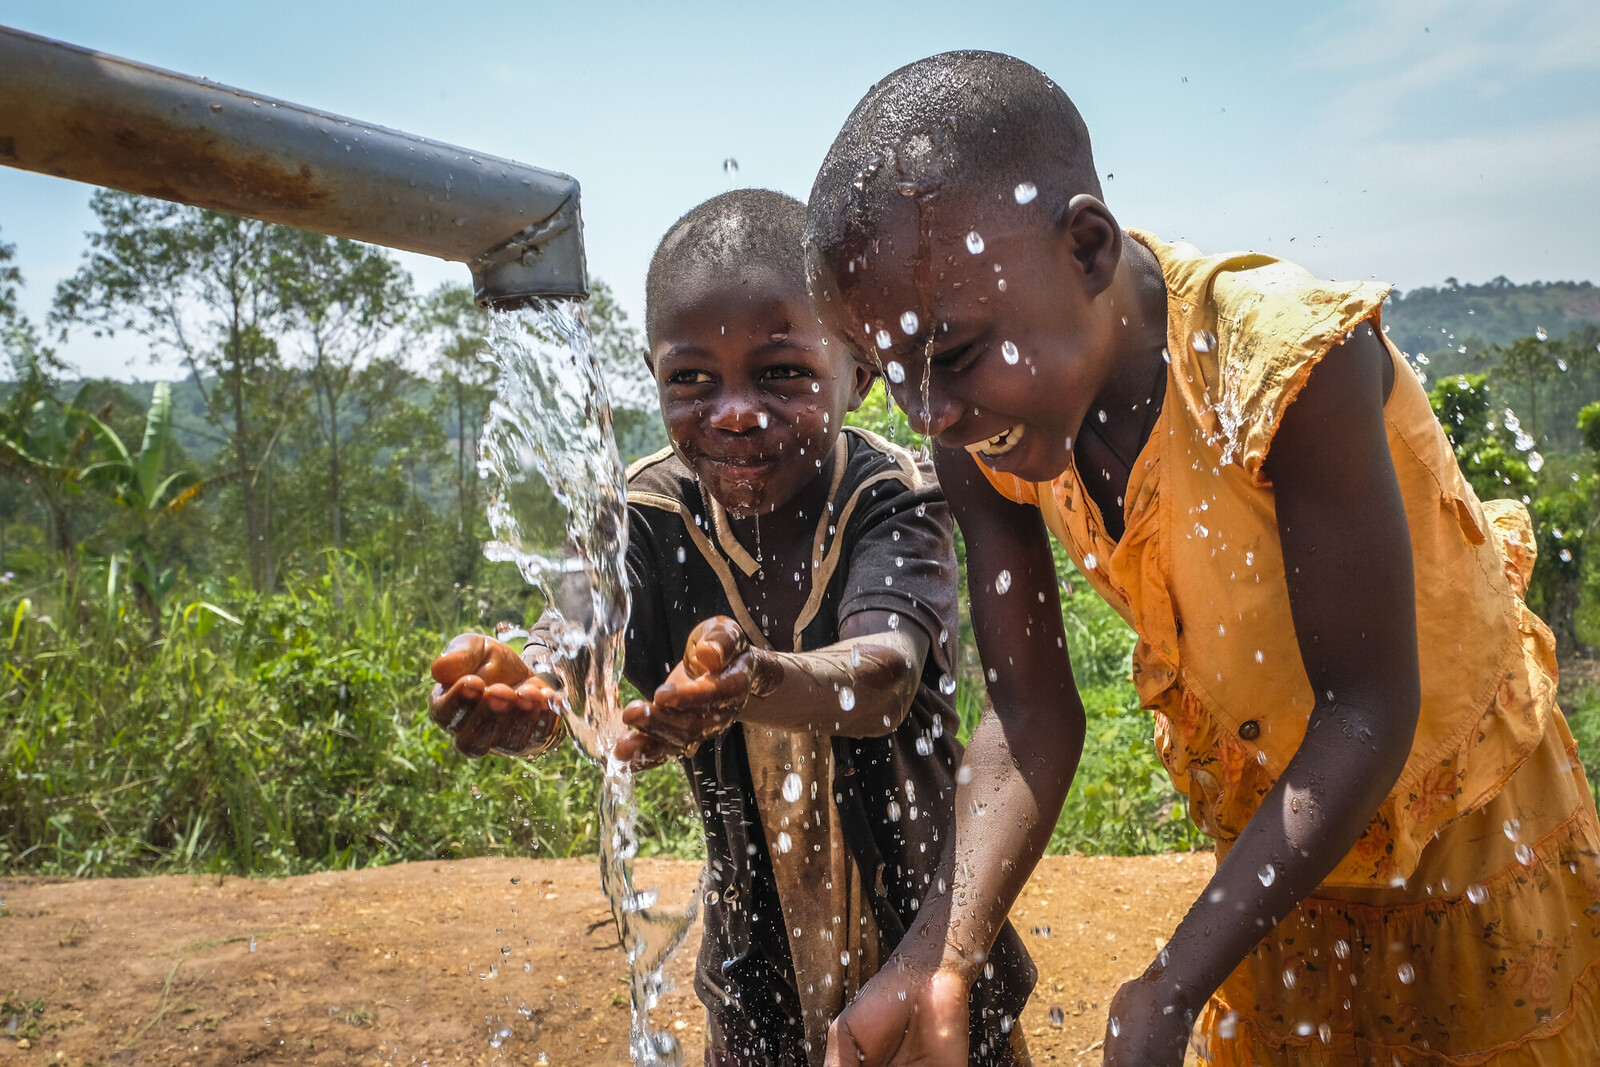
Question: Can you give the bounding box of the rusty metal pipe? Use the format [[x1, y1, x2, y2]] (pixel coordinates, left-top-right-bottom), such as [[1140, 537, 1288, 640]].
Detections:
[[0, 24, 586, 307]]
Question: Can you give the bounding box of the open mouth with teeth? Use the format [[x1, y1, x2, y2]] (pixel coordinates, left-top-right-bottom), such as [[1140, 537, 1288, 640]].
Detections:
[[966, 424, 1025, 459]]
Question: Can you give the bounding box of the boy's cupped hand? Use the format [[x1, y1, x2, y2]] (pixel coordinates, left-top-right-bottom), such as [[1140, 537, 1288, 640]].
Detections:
[[615, 616, 753, 770], [429, 634, 565, 758]]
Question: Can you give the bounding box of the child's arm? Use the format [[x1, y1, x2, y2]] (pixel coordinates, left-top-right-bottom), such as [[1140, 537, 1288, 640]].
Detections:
[[1104, 324, 1421, 1065], [825, 445, 1086, 1067], [613, 612, 929, 768]]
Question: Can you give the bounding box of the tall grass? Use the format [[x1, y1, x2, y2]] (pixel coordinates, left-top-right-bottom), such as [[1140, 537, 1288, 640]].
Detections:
[[0, 559, 699, 877], [19, 548, 1587, 878]]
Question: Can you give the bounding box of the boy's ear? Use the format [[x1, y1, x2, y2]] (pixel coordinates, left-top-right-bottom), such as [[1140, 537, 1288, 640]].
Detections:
[[1055, 194, 1122, 299], [845, 362, 876, 413]]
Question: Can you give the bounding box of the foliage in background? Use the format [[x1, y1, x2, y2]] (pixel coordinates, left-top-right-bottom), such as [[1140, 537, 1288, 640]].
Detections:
[[0, 560, 698, 876]]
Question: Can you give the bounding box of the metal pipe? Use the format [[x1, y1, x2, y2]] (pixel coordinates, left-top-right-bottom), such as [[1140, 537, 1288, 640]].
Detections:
[[0, 24, 587, 307]]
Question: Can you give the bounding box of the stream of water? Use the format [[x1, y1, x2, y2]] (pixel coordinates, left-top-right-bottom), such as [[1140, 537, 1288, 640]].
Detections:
[[479, 300, 697, 1065]]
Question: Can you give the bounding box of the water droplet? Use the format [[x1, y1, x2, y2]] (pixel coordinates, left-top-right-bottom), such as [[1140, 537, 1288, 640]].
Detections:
[[886, 360, 906, 384], [1528, 451, 1544, 473], [1191, 330, 1215, 353], [1258, 863, 1276, 887], [757, 412, 769, 429], [1536, 326, 1549, 341], [1397, 962, 1415, 984], [876, 329, 893, 350], [1083, 553, 1098, 570], [1014, 182, 1038, 205], [994, 569, 1012, 594], [939, 674, 957, 695], [1254, 650, 1264, 663], [248, 936, 258, 953], [1515, 842, 1535, 866], [1560, 548, 1572, 563], [722, 157, 739, 177], [966, 231, 985, 254], [838, 686, 856, 711], [886, 800, 902, 822], [1334, 939, 1350, 959], [1503, 818, 1522, 842], [1281, 967, 1297, 990], [811, 381, 820, 392], [1109, 1016, 1120, 1037], [916, 735, 934, 756], [1048, 1005, 1065, 1026], [956, 766, 973, 785], [1466, 883, 1488, 904], [782, 772, 803, 803], [1001, 340, 1020, 364], [777, 831, 793, 853], [676, 546, 687, 563], [900, 310, 920, 335]]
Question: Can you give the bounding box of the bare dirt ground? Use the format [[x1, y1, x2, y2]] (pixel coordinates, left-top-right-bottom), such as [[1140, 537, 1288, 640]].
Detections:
[[0, 853, 1212, 1067]]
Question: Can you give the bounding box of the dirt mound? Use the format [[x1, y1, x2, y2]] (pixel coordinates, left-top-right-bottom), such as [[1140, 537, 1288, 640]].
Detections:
[[0, 853, 1212, 1065]]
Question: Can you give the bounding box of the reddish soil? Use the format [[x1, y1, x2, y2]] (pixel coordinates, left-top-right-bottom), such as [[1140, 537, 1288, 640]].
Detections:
[[0, 853, 1212, 1066]]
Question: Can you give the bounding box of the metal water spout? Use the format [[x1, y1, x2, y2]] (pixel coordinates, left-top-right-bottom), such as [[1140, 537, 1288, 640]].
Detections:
[[0, 24, 586, 307]]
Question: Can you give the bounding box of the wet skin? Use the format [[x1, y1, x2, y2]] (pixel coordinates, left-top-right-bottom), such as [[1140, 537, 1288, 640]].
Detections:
[[812, 190, 1421, 1067], [430, 269, 931, 774]]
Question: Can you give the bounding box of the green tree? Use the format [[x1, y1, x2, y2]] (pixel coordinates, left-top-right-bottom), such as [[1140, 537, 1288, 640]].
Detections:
[[1495, 335, 1562, 439], [0, 227, 20, 323], [418, 283, 494, 582], [52, 191, 299, 592], [273, 233, 413, 553], [1429, 373, 1537, 504]]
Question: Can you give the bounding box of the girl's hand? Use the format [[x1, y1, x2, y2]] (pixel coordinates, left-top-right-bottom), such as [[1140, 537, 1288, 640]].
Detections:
[[1103, 970, 1197, 1066], [429, 633, 565, 758], [615, 617, 751, 767]]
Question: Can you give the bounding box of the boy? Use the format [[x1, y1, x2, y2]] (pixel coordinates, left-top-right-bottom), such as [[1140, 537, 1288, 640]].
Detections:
[[429, 190, 1033, 1067], [804, 52, 1600, 1067]]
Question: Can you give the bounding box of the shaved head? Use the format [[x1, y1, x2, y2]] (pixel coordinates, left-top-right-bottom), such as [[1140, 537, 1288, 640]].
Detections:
[[645, 188, 806, 350], [805, 51, 1102, 280]]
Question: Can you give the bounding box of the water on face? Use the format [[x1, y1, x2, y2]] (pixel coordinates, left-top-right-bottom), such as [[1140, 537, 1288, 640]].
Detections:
[[479, 300, 697, 1066]]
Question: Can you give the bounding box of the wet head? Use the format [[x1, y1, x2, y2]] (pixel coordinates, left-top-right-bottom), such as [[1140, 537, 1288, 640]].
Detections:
[[646, 189, 872, 518], [804, 51, 1169, 484]]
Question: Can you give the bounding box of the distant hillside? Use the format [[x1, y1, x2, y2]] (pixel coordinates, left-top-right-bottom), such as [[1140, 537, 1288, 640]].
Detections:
[[1384, 278, 1600, 357]]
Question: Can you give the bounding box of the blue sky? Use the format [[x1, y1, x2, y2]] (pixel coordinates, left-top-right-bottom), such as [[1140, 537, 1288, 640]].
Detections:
[[2, 0, 1597, 379]]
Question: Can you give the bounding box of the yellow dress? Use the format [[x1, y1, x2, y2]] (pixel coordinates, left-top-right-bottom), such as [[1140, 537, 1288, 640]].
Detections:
[[980, 232, 1600, 1063]]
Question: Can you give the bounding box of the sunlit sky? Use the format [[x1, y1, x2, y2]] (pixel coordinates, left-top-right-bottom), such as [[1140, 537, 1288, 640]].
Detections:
[[2, 0, 1597, 379]]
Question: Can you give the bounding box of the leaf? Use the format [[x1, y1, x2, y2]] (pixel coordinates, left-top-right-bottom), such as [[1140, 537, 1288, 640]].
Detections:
[[135, 381, 174, 503]]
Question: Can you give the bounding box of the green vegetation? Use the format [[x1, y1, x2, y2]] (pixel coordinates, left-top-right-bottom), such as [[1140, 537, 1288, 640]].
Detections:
[[1, 559, 697, 875], [3, 203, 1600, 877]]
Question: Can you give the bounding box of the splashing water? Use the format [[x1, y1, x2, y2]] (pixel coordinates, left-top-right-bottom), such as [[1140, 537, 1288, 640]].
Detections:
[[479, 301, 697, 1066]]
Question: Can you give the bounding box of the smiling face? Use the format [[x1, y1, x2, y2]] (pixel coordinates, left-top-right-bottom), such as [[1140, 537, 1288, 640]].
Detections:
[[651, 268, 872, 518], [811, 191, 1132, 484]]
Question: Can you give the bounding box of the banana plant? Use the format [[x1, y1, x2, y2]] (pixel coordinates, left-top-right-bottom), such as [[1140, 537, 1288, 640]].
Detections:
[[0, 380, 101, 557], [80, 382, 219, 623]]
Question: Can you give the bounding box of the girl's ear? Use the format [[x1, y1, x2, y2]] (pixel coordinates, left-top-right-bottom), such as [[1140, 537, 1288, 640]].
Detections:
[[846, 361, 877, 413], [1055, 194, 1123, 300]]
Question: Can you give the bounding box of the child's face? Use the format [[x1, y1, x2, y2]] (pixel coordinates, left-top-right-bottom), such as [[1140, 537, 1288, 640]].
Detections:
[[650, 271, 871, 518], [813, 196, 1122, 483]]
